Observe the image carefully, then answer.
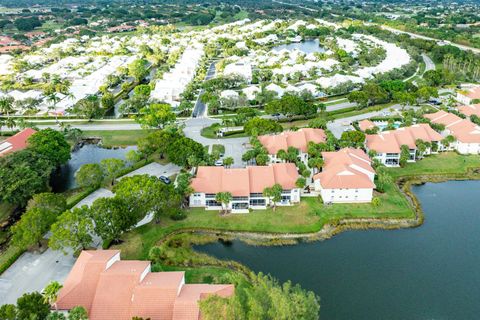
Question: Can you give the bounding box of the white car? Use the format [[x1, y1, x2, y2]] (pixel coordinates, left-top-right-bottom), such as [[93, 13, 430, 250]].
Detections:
[[214, 160, 224, 166]]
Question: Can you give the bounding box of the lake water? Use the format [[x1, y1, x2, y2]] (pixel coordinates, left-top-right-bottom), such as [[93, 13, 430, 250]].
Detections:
[[272, 39, 325, 54], [51, 144, 136, 192], [195, 180, 480, 320]]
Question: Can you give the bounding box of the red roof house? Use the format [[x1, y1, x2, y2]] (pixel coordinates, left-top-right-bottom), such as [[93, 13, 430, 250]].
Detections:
[[56, 250, 234, 320], [0, 128, 37, 157]]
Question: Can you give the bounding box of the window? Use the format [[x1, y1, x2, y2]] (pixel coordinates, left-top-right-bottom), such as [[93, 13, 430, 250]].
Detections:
[[250, 193, 263, 198], [233, 196, 248, 201], [206, 200, 221, 207], [250, 199, 266, 206], [205, 193, 216, 199]]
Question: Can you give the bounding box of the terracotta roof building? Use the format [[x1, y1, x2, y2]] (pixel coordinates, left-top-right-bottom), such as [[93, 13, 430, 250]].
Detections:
[[365, 124, 443, 166], [458, 104, 480, 118], [456, 86, 480, 105], [190, 163, 301, 212], [56, 250, 234, 320], [313, 148, 375, 203], [258, 128, 326, 163], [424, 110, 480, 154], [0, 128, 37, 157], [358, 119, 376, 132]]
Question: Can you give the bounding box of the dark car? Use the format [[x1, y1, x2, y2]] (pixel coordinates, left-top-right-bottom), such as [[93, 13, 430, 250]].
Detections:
[[159, 176, 171, 184]]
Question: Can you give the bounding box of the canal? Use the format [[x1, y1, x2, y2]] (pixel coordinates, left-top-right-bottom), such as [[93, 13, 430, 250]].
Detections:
[[195, 180, 480, 319], [51, 144, 136, 192]]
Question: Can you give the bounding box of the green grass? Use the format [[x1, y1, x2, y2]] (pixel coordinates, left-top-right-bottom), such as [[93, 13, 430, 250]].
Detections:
[[84, 130, 153, 147], [154, 264, 236, 284], [113, 153, 480, 261], [211, 144, 225, 155], [200, 125, 248, 139]]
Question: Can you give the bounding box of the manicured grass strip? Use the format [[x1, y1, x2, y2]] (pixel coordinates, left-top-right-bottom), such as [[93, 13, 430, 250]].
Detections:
[[84, 130, 154, 147], [113, 153, 480, 262]]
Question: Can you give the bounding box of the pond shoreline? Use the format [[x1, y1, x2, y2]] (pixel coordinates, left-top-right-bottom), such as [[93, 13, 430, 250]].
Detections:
[[160, 168, 480, 247]]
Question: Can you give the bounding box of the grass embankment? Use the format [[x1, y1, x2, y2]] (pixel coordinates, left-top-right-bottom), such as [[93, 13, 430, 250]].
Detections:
[[84, 129, 153, 147], [114, 153, 480, 263]]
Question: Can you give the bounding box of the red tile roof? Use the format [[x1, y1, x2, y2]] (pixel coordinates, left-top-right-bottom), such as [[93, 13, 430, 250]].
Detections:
[[425, 110, 480, 143], [258, 128, 326, 154], [314, 148, 375, 189], [56, 250, 233, 320], [358, 119, 376, 132], [191, 163, 299, 196], [366, 124, 442, 153], [0, 128, 37, 157], [458, 104, 480, 117]]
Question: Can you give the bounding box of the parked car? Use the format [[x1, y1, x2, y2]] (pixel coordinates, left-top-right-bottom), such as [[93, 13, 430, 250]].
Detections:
[[214, 159, 224, 166], [159, 176, 171, 184]]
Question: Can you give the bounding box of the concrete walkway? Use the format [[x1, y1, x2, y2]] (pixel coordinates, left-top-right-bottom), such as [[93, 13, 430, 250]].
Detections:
[[0, 160, 179, 303]]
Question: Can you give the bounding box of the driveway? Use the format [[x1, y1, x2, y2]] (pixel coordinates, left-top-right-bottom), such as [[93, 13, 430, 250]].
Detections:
[[0, 188, 113, 304], [192, 62, 216, 118], [183, 118, 249, 168], [118, 162, 181, 180], [327, 104, 405, 138]]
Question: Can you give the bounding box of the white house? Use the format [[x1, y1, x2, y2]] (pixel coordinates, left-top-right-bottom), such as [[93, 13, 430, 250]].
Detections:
[[223, 60, 252, 83], [425, 110, 480, 155], [313, 148, 375, 203], [456, 85, 480, 105], [189, 163, 301, 213]]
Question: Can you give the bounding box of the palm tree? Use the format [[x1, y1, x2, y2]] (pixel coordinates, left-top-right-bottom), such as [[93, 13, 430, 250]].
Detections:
[[0, 96, 14, 118], [223, 157, 234, 168], [43, 281, 63, 310], [215, 192, 232, 215], [263, 184, 283, 211], [4, 117, 16, 131]]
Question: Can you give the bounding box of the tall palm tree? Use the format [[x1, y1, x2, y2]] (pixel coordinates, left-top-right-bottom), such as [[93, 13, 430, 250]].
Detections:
[[215, 192, 232, 215], [0, 96, 14, 118]]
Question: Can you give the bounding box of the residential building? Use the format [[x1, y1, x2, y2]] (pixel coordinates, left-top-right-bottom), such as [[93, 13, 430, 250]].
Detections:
[[55, 250, 234, 320], [258, 128, 326, 163], [0, 128, 36, 157], [189, 163, 301, 213], [223, 60, 252, 83], [358, 119, 376, 132], [456, 86, 480, 105], [424, 110, 480, 154], [313, 148, 375, 203], [365, 124, 443, 166], [458, 104, 480, 118]]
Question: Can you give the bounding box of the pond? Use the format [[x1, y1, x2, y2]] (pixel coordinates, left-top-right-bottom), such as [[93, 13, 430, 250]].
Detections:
[[51, 144, 137, 192], [195, 180, 480, 320], [272, 39, 325, 54]]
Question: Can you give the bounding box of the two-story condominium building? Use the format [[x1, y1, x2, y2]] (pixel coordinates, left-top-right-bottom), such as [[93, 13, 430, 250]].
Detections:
[[365, 124, 443, 167], [257, 128, 326, 163], [456, 85, 480, 105], [313, 148, 375, 203], [189, 163, 300, 213], [55, 250, 234, 320], [424, 110, 480, 154], [458, 104, 480, 118]]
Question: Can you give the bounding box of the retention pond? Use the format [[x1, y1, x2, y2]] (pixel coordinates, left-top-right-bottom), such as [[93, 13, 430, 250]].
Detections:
[[195, 180, 480, 319]]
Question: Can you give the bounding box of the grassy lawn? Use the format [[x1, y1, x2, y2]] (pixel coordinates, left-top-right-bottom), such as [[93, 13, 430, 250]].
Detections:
[[113, 152, 480, 261], [84, 130, 153, 147], [201, 125, 248, 139], [211, 144, 225, 155], [387, 152, 480, 179]]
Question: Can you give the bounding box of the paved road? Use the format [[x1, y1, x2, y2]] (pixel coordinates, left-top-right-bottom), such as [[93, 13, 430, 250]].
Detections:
[[0, 160, 183, 304], [327, 104, 407, 138], [422, 54, 435, 73], [380, 25, 480, 54], [326, 101, 356, 112], [0, 187, 114, 304], [183, 118, 249, 168], [192, 62, 216, 118], [118, 162, 181, 180]]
